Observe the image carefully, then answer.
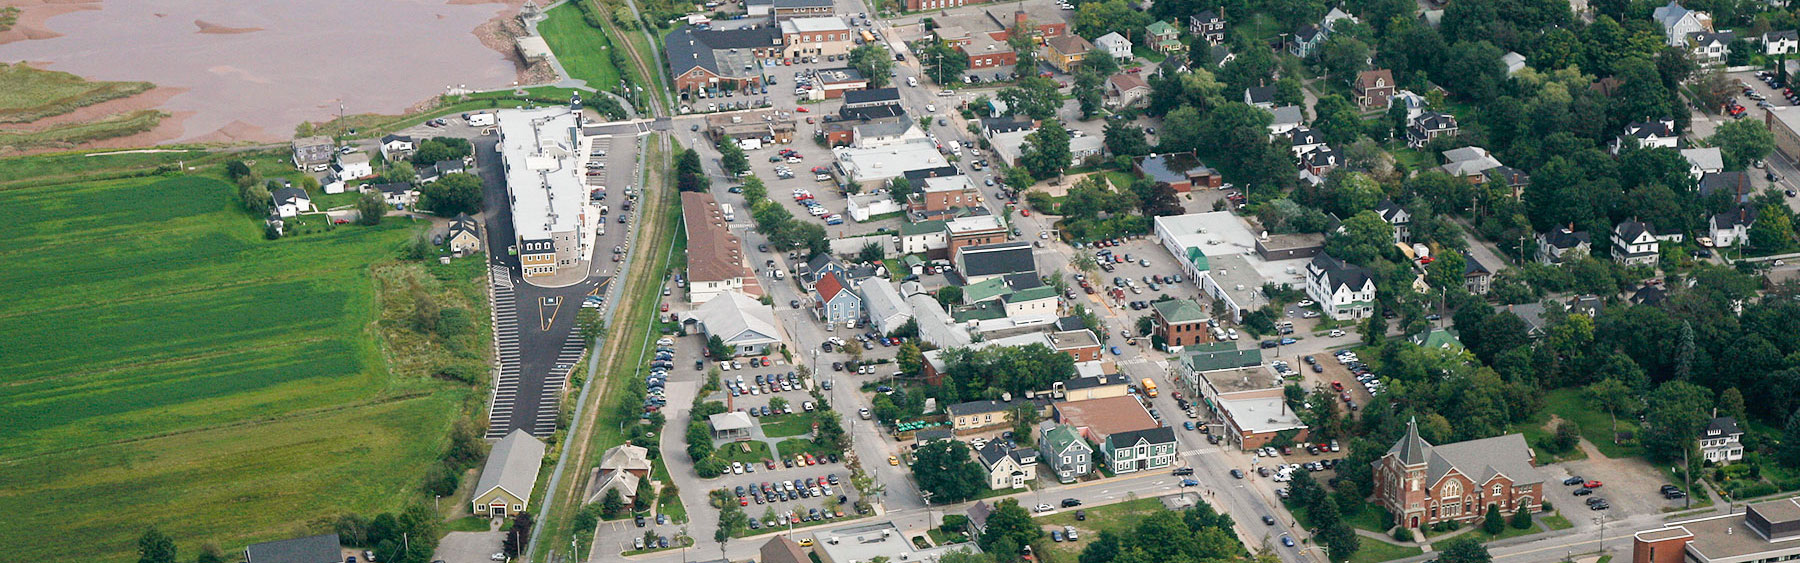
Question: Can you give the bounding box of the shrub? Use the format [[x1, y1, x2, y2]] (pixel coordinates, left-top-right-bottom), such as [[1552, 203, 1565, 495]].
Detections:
[[1510, 507, 1533, 530], [1393, 528, 1413, 542]]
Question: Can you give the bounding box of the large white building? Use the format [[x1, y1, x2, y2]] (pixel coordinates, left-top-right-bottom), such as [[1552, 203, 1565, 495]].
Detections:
[[1153, 212, 1274, 323], [1304, 254, 1376, 321], [498, 107, 591, 283]]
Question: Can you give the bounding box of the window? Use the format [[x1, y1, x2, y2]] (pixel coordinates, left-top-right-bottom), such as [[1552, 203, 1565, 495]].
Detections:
[[1492, 484, 1503, 496]]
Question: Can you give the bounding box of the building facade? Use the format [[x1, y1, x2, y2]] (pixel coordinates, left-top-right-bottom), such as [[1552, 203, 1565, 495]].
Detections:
[[1373, 419, 1545, 529]]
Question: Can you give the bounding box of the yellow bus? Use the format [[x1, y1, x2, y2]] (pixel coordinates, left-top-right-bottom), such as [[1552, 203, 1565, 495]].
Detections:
[[861, 30, 877, 44], [1141, 378, 1158, 398]]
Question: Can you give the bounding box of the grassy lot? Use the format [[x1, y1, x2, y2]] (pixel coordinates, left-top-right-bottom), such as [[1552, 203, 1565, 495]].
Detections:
[[0, 62, 154, 123], [761, 412, 820, 438], [539, 2, 624, 92], [1543, 513, 1575, 530], [717, 440, 775, 464], [1287, 498, 1390, 534], [0, 109, 169, 151], [1347, 539, 1424, 563], [1457, 521, 1544, 543], [1543, 388, 1644, 458], [928, 527, 972, 545], [1035, 497, 1164, 563], [0, 169, 470, 563], [776, 437, 836, 458], [0, 148, 216, 187], [1508, 410, 1588, 463]]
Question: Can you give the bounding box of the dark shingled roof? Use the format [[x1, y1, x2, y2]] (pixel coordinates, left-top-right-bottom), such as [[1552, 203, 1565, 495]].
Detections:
[[843, 87, 902, 106], [959, 242, 1036, 278], [245, 534, 341, 563]]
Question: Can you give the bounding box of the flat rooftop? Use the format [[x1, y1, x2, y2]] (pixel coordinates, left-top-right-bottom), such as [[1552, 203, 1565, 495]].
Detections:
[[1201, 366, 1283, 394], [813, 521, 982, 563], [498, 107, 587, 240], [835, 141, 949, 182], [1219, 396, 1306, 434], [1206, 253, 1272, 312], [1056, 396, 1157, 436], [1156, 211, 1260, 262]]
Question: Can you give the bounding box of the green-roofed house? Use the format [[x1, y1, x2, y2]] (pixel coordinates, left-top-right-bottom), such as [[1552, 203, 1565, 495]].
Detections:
[[1001, 285, 1060, 318], [900, 220, 948, 256], [1147, 20, 1183, 53], [1038, 423, 1096, 483], [1410, 328, 1465, 352], [962, 277, 1012, 305], [1150, 298, 1210, 351], [1180, 342, 1262, 377]]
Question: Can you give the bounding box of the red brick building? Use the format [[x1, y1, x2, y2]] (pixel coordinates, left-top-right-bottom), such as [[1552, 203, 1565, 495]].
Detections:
[[666, 26, 781, 94], [1354, 69, 1395, 111], [1372, 419, 1546, 530], [1150, 299, 1209, 348]]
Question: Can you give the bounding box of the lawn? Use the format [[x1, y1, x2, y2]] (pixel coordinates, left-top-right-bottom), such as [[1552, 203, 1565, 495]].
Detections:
[[717, 439, 775, 464], [1288, 498, 1391, 534], [1457, 521, 1543, 543], [1346, 539, 1424, 563], [1543, 389, 1644, 458], [0, 169, 469, 563], [539, 2, 623, 92], [776, 437, 837, 458], [1507, 409, 1588, 464], [0, 148, 216, 187], [1542, 513, 1574, 530], [0, 62, 154, 123], [1035, 497, 1164, 563], [762, 412, 821, 438]]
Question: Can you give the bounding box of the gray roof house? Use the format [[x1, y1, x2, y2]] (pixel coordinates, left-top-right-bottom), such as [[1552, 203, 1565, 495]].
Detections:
[[860, 278, 913, 335], [245, 534, 342, 563], [471, 429, 547, 517], [684, 291, 784, 355]]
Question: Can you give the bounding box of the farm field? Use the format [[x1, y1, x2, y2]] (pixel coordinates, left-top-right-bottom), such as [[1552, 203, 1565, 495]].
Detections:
[[0, 170, 469, 563], [538, 2, 623, 92]]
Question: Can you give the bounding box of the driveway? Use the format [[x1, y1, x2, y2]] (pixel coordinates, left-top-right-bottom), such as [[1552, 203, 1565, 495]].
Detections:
[[435, 531, 503, 563]]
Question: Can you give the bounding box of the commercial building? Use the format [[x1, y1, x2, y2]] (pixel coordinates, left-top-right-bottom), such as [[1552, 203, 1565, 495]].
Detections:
[[1634, 498, 1800, 563], [498, 107, 591, 283], [833, 141, 950, 186], [1053, 396, 1177, 474], [954, 240, 1035, 283], [681, 191, 756, 303], [912, 175, 979, 213], [683, 291, 785, 356], [471, 429, 547, 517], [814, 521, 984, 563], [780, 17, 853, 58], [707, 109, 797, 144], [665, 26, 781, 94], [1767, 107, 1800, 162], [1153, 212, 1278, 323], [1150, 299, 1210, 351]]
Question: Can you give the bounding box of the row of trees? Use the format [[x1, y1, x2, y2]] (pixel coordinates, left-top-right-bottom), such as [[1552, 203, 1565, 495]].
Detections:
[[737, 175, 832, 259]]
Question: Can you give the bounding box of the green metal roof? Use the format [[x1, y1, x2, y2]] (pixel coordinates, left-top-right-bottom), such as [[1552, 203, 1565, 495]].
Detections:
[[903, 255, 925, 267], [1040, 424, 1089, 455], [1185, 247, 1209, 270], [1410, 328, 1465, 351], [901, 220, 947, 236], [1186, 348, 1263, 372], [1151, 299, 1207, 323], [1147, 20, 1178, 35], [1003, 285, 1059, 303], [962, 277, 1012, 304]]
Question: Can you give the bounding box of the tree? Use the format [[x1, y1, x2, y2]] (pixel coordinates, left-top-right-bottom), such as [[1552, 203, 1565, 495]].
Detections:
[[633, 476, 654, 512], [1021, 122, 1073, 179], [225, 160, 253, 182], [1439, 537, 1493, 563], [1326, 211, 1395, 265], [421, 173, 483, 215], [1319, 523, 1361, 560], [412, 138, 470, 166], [1586, 378, 1635, 443], [138, 527, 176, 563], [977, 499, 1044, 552], [1712, 118, 1776, 170], [1642, 380, 1715, 462], [718, 139, 749, 176], [602, 487, 626, 518], [849, 43, 895, 87], [937, 286, 964, 307], [354, 192, 386, 226], [241, 182, 272, 215], [1509, 506, 1533, 529], [912, 440, 988, 504], [1483, 504, 1506, 534], [858, 241, 885, 263], [921, 39, 970, 85], [1749, 204, 1796, 253], [707, 335, 733, 360], [998, 77, 1063, 121], [1781, 409, 1800, 468], [1320, 36, 1372, 83], [676, 148, 709, 192], [1104, 121, 1151, 157]]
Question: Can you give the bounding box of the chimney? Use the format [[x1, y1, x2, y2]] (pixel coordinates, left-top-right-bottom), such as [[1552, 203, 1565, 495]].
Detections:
[[1015, 9, 1028, 27]]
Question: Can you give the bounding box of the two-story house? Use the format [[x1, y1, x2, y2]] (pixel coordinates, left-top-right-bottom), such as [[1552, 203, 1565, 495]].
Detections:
[[1537, 227, 1592, 264], [1373, 418, 1545, 530], [1290, 24, 1324, 58], [1146, 20, 1182, 53], [1611, 219, 1669, 267], [1687, 30, 1735, 66], [1045, 35, 1093, 73], [1464, 252, 1492, 295], [813, 272, 864, 325], [1710, 206, 1756, 248], [1102, 427, 1179, 474], [1305, 253, 1377, 321], [977, 440, 1038, 489], [1766, 30, 1799, 55], [1613, 118, 1679, 154], [1653, 1, 1713, 47], [1299, 144, 1342, 185], [1354, 69, 1396, 111], [1375, 199, 1412, 243], [1407, 112, 1459, 148], [1094, 32, 1133, 59], [1700, 416, 1745, 464], [1038, 423, 1095, 483], [1189, 10, 1226, 45]]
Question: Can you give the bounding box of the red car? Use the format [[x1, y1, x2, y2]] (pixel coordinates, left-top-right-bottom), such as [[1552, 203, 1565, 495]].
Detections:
[[1584, 480, 1604, 488], [739, 497, 749, 506], [795, 106, 809, 112], [333, 219, 349, 224], [660, 303, 670, 312], [1331, 381, 1344, 391], [1021, 209, 1031, 217]]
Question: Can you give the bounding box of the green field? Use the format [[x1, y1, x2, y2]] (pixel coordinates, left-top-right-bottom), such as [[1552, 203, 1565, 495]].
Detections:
[[1543, 389, 1644, 458], [0, 62, 155, 123], [0, 171, 468, 562], [761, 412, 821, 438], [539, 2, 623, 92]]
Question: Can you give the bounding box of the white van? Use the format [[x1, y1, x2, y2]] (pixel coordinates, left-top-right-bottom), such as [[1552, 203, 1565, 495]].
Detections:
[[907, 76, 918, 87]]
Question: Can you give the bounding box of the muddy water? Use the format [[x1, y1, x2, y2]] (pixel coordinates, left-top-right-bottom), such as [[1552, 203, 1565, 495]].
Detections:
[[0, 0, 520, 143]]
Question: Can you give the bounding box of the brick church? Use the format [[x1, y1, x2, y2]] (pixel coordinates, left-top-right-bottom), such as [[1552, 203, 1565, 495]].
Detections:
[[1372, 418, 1547, 529]]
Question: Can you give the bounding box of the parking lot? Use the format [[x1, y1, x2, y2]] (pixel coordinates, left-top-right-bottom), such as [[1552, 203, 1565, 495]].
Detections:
[[1547, 448, 1692, 520]]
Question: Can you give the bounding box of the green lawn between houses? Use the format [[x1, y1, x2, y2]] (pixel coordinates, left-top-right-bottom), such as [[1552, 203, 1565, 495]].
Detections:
[[538, 2, 623, 92], [0, 168, 469, 563]]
